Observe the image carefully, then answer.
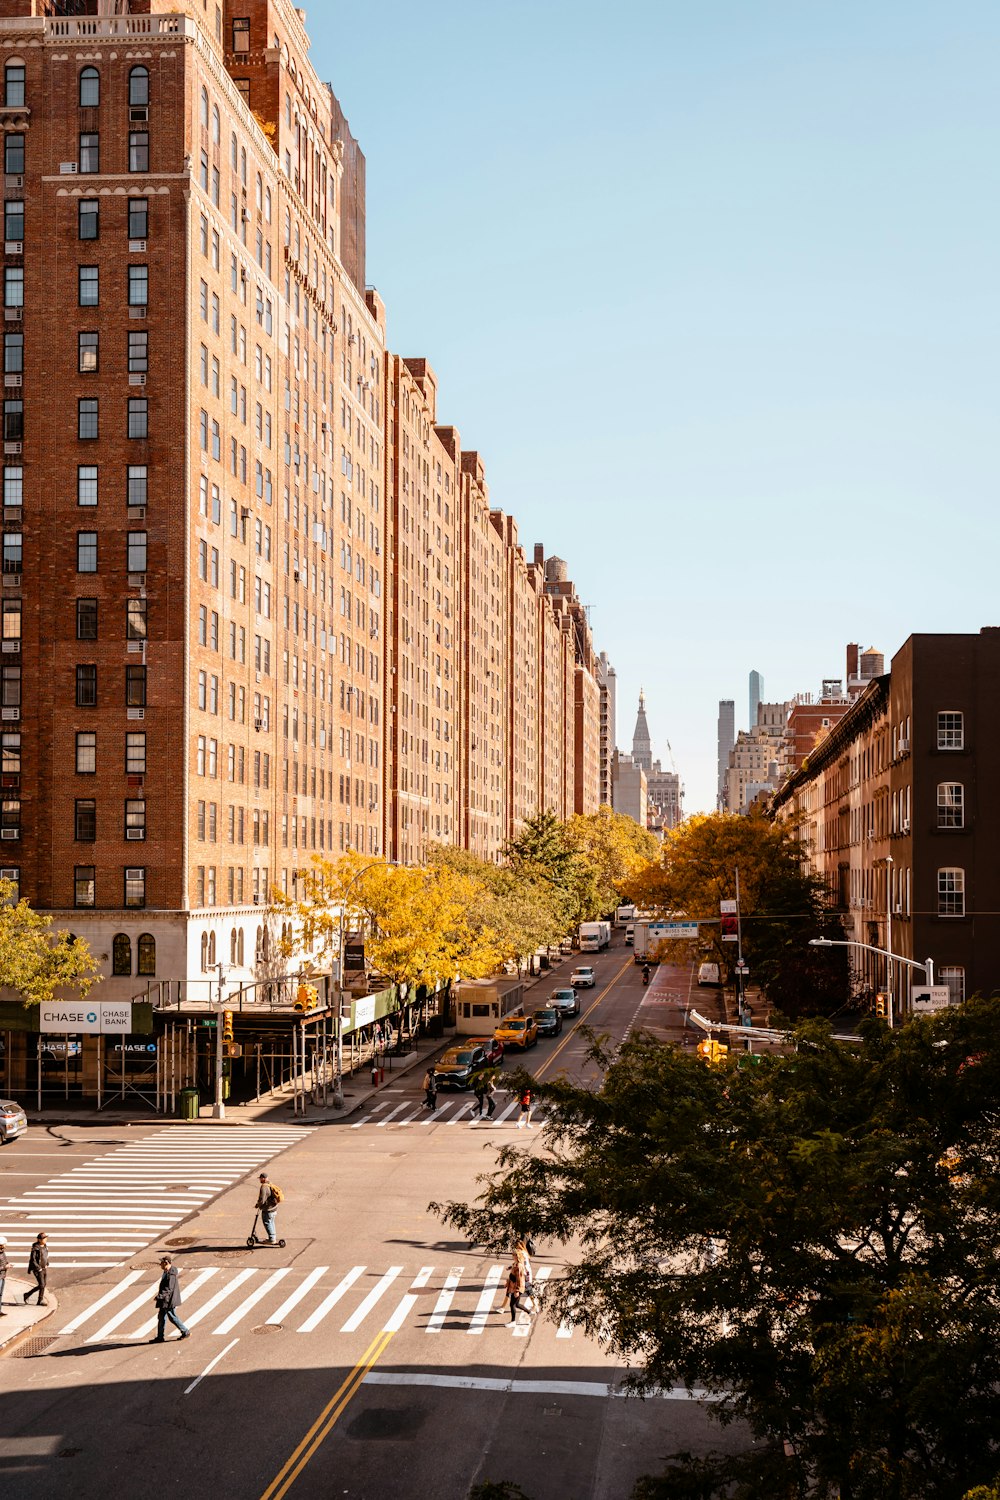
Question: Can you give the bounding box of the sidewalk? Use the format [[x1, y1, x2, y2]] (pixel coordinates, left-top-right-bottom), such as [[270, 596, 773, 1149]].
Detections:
[[0, 1274, 58, 1352], [17, 955, 571, 1129]]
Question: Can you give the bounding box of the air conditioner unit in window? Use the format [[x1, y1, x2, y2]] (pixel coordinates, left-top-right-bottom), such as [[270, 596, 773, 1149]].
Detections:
[[127, 573, 145, 587], [3, 443, 20, 457], [254, 719, 262, 731], [128, 239, 147, 253], [4, 308, 21, 321], [125, 827, 145, 839], [0, 827, 19, 838], [1, 639, 18, 653], [127, 707, 145, 721], [128, 373, 146, 387], [893, 906, 904, 916], [4, 175, 23, 189], [129, 306, 146, 318], [899, 738, 910, 752], [128, 505, 146, 519], [59, 162, 78, 175], [0, 705, 19, 721], [127, 640, 144, 654], [4, 373, 21, 387], [3, 574, 20, 587], [901, 819, 910, 833], [129, 106, 148, 122], [4, 242, 22, 256]]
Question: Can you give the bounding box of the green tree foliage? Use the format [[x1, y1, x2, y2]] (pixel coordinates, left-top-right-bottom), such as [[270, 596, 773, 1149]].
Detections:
[[563, 806, 660, 922], [435, 1001, 1000, 1500], [0, 878, 99, 1005], [427, 845, 567, 965], [625, 812, 847, 1015]]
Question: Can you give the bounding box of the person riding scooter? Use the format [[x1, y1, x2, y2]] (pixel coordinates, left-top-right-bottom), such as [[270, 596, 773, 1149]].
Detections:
[[641, 964, 650, 986]]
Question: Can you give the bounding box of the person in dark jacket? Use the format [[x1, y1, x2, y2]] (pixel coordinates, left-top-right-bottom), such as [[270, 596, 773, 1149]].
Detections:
[[0, 1235, 9, 1314], [151, 1256, 190, 1342], [24, 1232, 48, 1305]]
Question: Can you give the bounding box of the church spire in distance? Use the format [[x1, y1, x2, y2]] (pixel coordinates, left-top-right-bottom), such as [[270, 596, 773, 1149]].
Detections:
[[631, 690, 652, 772]]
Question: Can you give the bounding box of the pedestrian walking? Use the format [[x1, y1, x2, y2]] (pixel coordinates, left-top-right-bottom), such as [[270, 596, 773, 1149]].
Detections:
[[514, 1237, 534, 1295], [502, 1255, 533, 1326], [0, 1235, 8, 1314], [516, 1086, 533, 1129], [472, 1073, 489, 1118], [484, 1075, 497, 1119], [24, 1231, 48, 1305], [151, 1255, 190, 1342], [422, 1066, 438, 1112], [256, 1173, 283, 1245]]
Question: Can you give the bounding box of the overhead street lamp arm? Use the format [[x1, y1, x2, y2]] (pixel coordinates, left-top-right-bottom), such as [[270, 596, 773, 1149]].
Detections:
[[809, 937, 934, 986]]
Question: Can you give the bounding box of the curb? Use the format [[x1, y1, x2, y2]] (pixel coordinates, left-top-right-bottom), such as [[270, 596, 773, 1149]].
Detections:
[[0, 1276, 58, 1352]]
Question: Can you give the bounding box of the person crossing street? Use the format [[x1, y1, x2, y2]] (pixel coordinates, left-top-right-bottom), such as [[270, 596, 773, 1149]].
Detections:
[[151, 1255, 190, 1342], [0, 1236, 8, 1315], [422, 1066, 438, 1112], [24, 1232, 48, 1306], [256, 1173, 283, 1245]]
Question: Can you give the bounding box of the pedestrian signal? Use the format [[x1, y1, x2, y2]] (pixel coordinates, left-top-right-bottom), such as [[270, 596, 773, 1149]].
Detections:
[[222, 1009, 234, 1043]]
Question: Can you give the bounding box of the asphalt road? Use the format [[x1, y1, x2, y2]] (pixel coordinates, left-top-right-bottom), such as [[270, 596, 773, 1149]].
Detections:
[[1, 937, 745, 1500]]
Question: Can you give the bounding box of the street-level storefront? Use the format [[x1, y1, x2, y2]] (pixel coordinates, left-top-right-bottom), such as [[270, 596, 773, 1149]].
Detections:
[[0, 1000, 155, 1109]]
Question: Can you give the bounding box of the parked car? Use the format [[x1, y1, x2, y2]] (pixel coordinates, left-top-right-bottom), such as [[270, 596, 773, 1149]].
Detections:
[[570, 966, 596, 988], [465, 1034, 504, 1067], [550, 986, 580, 1018], [0, 1097, 27, 1144], [698, 962, 721, 986], [494, 1013, 539, 1051], [533, 1005, 563, 1038], [434, 1043, 491, 1090]]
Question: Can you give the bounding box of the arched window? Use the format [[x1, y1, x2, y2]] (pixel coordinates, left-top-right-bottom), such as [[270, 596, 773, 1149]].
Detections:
[[237, 928, 245, 965], [79, 67, 100, 108], [200, 932, 209, 971], [256, 924, 263, 963], [262, 927, 270, 962], [112, 932, 132, 976], [5, 61, 25, 109], [137, 933, 156, 976], [264, 186, 271, 223], [230, 927, 238, 965], [207, 930, 216, 967], [129, 67, 149, 109]]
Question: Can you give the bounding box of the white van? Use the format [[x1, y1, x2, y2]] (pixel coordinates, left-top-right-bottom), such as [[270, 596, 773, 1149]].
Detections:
[[625, 924, 635, 946], [697, 962, 721, 986]]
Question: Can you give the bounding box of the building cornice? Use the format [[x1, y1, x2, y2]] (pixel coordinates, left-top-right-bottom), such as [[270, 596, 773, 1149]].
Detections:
[[771, 675, 890, 812]]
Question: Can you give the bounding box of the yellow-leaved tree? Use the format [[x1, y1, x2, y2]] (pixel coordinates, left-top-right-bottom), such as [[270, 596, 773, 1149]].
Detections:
[[0, 878, 99, 1006], [563, 806, 661, 921]]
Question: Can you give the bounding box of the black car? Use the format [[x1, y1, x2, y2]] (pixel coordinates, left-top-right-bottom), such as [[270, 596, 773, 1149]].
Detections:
[[434, 1044, 489, 1090], [532, 1005, 563, 1038]]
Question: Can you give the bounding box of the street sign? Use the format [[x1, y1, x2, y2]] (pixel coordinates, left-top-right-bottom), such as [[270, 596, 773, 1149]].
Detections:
[[660, 921, 699, 941], [720, 899, 738, 942], [40, 1001, 134, 1035], [200, 1018, 217, 1029], [735, 961, 749, 975], [911, 986, 951, 1014]]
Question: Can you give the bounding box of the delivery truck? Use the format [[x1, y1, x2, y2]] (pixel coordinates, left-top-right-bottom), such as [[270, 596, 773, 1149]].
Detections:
[[578, 920, 611, 952], [632, 920, 671, 964]]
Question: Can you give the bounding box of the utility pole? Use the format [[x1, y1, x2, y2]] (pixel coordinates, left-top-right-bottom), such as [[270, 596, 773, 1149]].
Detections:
[[214, 960, 227, 1119]]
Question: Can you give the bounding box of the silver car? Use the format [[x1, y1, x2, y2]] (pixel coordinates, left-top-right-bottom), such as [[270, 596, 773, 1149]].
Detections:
[[0, 1097, 27, 1144]]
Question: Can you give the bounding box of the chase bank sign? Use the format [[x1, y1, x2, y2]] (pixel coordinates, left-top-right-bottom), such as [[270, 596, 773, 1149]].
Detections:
[[40, 1002, 134, 1035]]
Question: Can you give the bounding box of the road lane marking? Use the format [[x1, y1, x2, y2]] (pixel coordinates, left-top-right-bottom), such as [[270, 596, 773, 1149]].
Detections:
[[184, 1338, 239, 1397], [340, 1266, 403, 1332], [361, 1371, 719, 1400], [213, 1267, 293, 1335], [534, 957, 633, 1081], [296, 1265, 364, 1333], [468, 1265, 504, 1334], [59, 1269, 143, 1334], [259, 1331, 395, 1500], [425, 1267, 463, 1333], [267, 1265, 328, 1325], [382, 1266, 433, 1331]]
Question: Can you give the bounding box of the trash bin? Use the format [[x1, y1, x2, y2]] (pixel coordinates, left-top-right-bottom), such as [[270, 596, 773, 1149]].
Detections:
[[178, 1087, 200, 1120]]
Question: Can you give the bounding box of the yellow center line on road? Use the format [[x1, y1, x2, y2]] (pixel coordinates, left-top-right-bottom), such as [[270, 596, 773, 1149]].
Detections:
[[259, 1329, 395, 1500], [533, 955, 634, 1082]]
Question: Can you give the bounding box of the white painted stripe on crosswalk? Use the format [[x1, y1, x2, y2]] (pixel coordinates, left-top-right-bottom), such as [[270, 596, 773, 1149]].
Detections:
[[88, 1279, 162, 1342], [131, 1267, 220, 1339], [468, 1265, 504, 1334], [59, 1269, 144, 1335], [297, 1266, 364, 1333], [382, 1266, 433, 1332], [267, 1265, 328, 1326], [213, 1267, 292, 1335], [341, 1266, 403, 1332], [180, 1269, 256, 1331], [494, 1099, 520, 1124], [374, 1104, 410, 1127], [443, 1101, 476, 1125], [425, 1267, 463, 1334]]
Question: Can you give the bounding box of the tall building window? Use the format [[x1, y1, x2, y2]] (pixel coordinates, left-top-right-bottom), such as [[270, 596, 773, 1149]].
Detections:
[[128, 66, 149, 108], [128, 131, 149, 173], [125, 664, 146, 707], [937, 712, 964, 750], [1, 797, 19, 839], [78, 198, 99, 240], [3, 466, 21, 508], [126, 530, 147, 573], [128, 198, 148, 240], [75, 663, 97, 707], [937, 782, 964, 829], [937, 868, 965, 917], [79, 67, 100, 107], [127, 465, 147, 506], [76, 598, 98, 640], [232, 17, 251, 52], [78, 265, 99, 306], [78, 398, 98, 439], [5, 63, 25, 109], [3, 400, 22, 441], [125, 799, 146, 840], [940, 966, 965, 1006], [76, 531, 97, 572], [77, 464, 98, 505], [126, 598, 146, 641], [128, 330, 147, 373], [4, 333, 22, 374], [124, 866, 146, 908], [2, 530, 21, 573], [78, 331, 99, 374], [1, 663, 20, 712], [137, 932, 156, 976], [127, 399, 147, 439], [74, 798, 96, 841], [4, 200, 23, 242], [4, 134, 24, 175], [125, 731, 146, 774], [128, 265, 148, 306], [75, 730, 96, 773], [3, 268, 22, 308], [112, 933, 131, 976], [74, 865, 95, 907], [2, 597, 20, 646], [79, 133, 99, 173]]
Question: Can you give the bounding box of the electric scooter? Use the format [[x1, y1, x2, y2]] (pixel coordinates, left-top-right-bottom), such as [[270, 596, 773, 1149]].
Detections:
[[246, 1212, 286, 1249]]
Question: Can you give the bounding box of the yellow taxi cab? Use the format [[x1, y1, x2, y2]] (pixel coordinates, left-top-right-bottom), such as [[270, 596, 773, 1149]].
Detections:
[[493, 1012, 539, 1051]]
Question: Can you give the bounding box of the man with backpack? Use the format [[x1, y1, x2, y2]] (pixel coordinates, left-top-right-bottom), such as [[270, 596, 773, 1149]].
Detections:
[[256, 1173, 283, 1245]]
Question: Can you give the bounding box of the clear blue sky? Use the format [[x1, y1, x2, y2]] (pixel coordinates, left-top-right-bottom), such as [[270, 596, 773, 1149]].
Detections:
[[307, 1, 999, 815]]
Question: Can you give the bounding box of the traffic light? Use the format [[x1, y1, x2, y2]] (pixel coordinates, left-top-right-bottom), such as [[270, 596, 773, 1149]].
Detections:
[[222, 1009, 234, 1043], [697, 1039, 729, 1066], [294, 983, 317, 1013], [875, 993, 887, 1019]]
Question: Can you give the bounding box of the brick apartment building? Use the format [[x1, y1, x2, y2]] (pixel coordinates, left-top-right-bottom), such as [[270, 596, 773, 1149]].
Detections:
[[772, 629, 1000, 1015], [0, 0, 604, 1024]]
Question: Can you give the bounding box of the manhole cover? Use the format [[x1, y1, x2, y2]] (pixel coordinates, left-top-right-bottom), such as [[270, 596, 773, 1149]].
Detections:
[[9, 1335, 59, 1358], [251, 1323, 281, 1334], [164, 1236, 197, 1247]]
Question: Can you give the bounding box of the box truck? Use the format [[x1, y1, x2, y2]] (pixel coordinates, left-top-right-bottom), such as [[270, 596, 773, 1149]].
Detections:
[[578, 920, 611, 952]]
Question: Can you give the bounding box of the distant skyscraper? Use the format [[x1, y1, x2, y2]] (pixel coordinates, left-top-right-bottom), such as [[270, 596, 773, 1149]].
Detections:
[[596, 652, 617, 806], [749, 670, 764, 731], [631, 690, 653, 772], [718, 700, 735, 809]]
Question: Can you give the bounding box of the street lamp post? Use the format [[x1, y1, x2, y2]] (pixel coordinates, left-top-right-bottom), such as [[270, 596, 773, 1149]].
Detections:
[[331, 860, 386, 1108], [809, 937, 935, 1026], [213, 960, 228, 1119]]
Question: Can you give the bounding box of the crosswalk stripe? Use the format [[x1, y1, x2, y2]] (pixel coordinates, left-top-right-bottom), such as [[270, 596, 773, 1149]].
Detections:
[[179, 1269, 255, 1331], [382, 1266, 433, 1332], [340, 1266, 403, 1332], [468, 1265, 504, 1334], [213, 1267, 293, 1335], [513, 1265, 551, 1339], [425, 1267, 463, 1333], [442, 1101, 476, 1125], [130, 1267, 220, 1339], [59, 1269, 144, 1335], [88, 1279, 162, 1342], [267, 1265, 328, 1326], [374, 1104, 410, 1127], [296, 1265, 364, 1333]]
